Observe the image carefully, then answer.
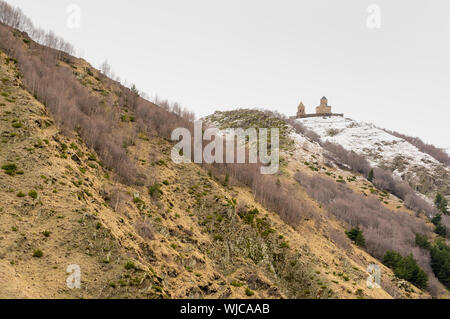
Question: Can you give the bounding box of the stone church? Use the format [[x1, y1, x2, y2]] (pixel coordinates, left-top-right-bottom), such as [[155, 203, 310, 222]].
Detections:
[[316, 96, 332, 115], [294, 97, 343, 119]]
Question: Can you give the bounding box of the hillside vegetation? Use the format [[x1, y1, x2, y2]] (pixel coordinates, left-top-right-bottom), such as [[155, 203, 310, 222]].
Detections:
[[300, 117, 450, 201], [1, 44, 426, 298], [205, 109, 450, 297], [0, 1, 449, 299]]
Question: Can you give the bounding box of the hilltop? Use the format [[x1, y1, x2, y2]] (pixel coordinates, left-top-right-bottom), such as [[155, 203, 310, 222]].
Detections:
[[298, 116, 449, 205]]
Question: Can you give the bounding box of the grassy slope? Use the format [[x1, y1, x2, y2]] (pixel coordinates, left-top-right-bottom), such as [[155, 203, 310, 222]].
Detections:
[[208, 109, 439, 298], [0, 42, 428, 299]]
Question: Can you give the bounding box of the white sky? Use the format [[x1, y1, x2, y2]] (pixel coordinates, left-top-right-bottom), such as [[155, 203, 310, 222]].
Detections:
[[5, 0, 450, 149]]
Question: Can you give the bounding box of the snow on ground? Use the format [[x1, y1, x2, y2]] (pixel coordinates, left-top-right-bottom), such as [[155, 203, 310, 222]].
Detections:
[[297, 116, 441, 170]]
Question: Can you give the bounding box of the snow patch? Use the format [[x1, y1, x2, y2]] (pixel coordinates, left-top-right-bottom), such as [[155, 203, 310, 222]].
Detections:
[[297, 117, 441, 170]]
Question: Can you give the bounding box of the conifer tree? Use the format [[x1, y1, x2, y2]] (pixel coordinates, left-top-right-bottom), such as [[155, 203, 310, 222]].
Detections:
[[368, 169, 374, 182]]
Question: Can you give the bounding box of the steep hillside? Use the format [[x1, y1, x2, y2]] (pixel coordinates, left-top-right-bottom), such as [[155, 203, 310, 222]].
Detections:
[[299, 116, 450, 203], [0, 48, 304, 299], [0, 22, 433, 299], [205, 109, 450, 298]]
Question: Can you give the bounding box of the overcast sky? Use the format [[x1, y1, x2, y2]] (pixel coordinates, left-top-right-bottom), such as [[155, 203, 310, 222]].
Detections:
[[6, 0, 450, 149]]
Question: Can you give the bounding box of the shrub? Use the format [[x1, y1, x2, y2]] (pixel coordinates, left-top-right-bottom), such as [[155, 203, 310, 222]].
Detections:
[[16, 191, 25, 197], [327, 128, 340, 137], [106, 188, 126, 211], [2, 163, 17, 175], [245, 288, 255, 296], [415, 234, 430, 250], [240, 208, 259, 225], [133, 196, 145, 210], [42, 230, 51, 237], [152, 285, 163, 293], [148, 183, 162, 198], [87, 153, 97, 161], [280, 242, 289, 248], [124, 261, 135, 270], [28, 190, 38, 199], [261, 228, 276, 237], [33, 249, 43, 258], [11, 122, 22, 128], [135, 219, 155, 240]]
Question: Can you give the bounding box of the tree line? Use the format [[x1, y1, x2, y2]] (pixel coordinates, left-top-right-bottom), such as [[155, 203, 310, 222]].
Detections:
[[0, 20, 193, 185], [0, 0, 75, 55]]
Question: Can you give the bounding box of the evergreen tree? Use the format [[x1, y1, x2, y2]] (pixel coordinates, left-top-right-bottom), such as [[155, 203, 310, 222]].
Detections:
[[430, 240, 450, 289], [415, 233, 431, 250], [383, 251, 428, 289], [434, 223, 446, 237], [383, 250, 402, 269], [368, 169, 374, 182], [435, 193, 448, 215], [130, 84, 140, 96], [414, 267, 429, 290], [435, 193, 443, 207], [345, 227, 366, 247], [431, 213, 442, 226]]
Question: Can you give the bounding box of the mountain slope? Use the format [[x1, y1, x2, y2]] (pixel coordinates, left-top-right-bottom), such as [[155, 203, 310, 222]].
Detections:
[[0, 20, 434, 299], [206, 109, 450, 297], [298, 116, 450, 202], [0, 48, 297, 298]]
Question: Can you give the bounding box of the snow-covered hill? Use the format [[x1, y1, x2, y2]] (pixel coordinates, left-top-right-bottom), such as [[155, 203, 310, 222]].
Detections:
[[297, 116, 449, 199]]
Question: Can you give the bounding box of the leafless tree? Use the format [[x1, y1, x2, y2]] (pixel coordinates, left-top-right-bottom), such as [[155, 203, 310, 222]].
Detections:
[[135, 218, 155, 240], [384, 128, 450, 166], [100, 59, 112, 77]]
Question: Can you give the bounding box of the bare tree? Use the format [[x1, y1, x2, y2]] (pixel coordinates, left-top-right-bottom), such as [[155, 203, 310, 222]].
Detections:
[[100, 59, 112, 77]]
